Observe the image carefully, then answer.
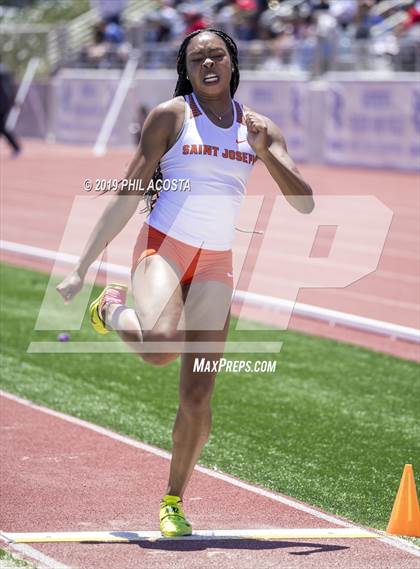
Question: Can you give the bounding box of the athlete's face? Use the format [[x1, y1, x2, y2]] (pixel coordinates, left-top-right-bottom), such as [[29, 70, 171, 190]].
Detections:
[[185, 33, 232, 97]]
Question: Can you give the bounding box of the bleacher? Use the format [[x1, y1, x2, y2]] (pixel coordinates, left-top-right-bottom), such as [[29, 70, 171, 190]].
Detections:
[[0, 0, 419, 77], [0, 0, 154, 76]]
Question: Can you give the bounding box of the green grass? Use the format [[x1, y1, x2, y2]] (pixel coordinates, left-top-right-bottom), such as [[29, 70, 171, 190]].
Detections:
[[0, 548, 36, 568], [1, 262, 419, 539]]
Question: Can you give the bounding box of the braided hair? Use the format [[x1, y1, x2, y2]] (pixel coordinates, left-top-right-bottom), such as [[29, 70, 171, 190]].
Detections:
[[143, 29, 240, 213], [174, 28, 240, 100]]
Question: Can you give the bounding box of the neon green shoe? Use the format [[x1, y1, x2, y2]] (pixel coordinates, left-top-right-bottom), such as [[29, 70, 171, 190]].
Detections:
[[89, 284, 127, 335], [159, 495, 192, 537]]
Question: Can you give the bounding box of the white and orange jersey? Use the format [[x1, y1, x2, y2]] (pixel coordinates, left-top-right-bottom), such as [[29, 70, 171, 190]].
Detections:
[[146, 92, 256, 250]]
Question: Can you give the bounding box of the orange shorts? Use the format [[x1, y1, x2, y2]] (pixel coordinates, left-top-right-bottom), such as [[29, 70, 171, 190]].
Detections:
[[131, 223, 233, 287]]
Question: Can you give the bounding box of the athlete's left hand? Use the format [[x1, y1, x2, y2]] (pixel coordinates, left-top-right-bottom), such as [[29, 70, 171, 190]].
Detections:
[[245, 112, 269, 155]]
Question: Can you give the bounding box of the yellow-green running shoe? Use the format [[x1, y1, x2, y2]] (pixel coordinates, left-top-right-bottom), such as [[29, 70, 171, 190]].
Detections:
[[89, 284, 128, 335], [160, 495, 192, 537]]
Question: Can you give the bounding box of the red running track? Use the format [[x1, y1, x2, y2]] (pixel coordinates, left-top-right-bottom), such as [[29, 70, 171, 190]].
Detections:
[[1, 139, 419, 361], [1, 392, 419, 569]]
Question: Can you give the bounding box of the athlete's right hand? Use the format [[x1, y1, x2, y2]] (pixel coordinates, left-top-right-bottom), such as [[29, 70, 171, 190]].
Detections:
[[56, 271, 84, 303]]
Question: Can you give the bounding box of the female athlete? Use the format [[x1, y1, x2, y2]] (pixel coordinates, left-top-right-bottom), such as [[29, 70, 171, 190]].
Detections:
[[56, 29, 314, 537]]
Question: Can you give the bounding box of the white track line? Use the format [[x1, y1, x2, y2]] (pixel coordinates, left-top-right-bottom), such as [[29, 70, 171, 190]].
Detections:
[[93, 53, 139, 156], [6, 543, 72, 569], [1, 240, 419, 343], [1, 391, 419, 558], [5, 58, 40, 131]]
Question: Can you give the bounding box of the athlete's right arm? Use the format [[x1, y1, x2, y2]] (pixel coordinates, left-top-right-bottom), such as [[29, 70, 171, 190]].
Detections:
[[56, 102, 178, 302]]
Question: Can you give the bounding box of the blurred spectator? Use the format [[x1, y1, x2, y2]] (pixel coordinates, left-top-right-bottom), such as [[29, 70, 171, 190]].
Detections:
[[353, 0, 383, 40], [179, 5, 208, 35], [403, 0, 420, 29], [0, 60, 21, 157], [90, 0, 128, 20], [294, 13, 319, 71], [160, 0, 185, 38], [329, 0, 357, 29], [314, 3, 339, 72], [234, 0, 259, 40], [213, 0, 237, 39], [104, 14, 125, 44], [75, 0, 419, 72], [81, 22, 108, 65], [81, 19, 130, 67], [261, 28, 297, 69], [310, 0, 331, 12], [144, 12, 167, 42], [144, 0, 184, 42], [395, 0, 420, 70]]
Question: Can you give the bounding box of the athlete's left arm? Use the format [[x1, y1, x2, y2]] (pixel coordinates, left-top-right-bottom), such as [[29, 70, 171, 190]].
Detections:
[[245, 111, 315, 214]]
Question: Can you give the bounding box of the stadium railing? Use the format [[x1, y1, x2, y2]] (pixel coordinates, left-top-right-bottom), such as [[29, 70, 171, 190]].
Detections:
[[0, 0, 154, 77]]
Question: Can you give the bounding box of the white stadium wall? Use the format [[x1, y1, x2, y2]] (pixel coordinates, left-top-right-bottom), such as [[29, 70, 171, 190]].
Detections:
[[21, 70, 419, 171], [322, 74, 419, 171], [236, 72, 311, 163]]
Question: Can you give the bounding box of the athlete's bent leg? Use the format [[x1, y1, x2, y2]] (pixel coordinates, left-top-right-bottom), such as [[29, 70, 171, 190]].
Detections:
[[100, 255, 185, 365], [130, 254, 185, 365]]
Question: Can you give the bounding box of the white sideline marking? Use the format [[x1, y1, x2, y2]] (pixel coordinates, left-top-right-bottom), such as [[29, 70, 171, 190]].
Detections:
[[7, 543, 72, 569], [0, 528, 376, 544], [5, 58, 40, 131], [1, 239, 419, 344], [93, 54, 139, 156], [1, 391, 419, 558]]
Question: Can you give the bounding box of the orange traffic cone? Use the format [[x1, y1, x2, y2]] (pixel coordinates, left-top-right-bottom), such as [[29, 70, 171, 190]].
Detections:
[[386, 464, 420, 537]]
